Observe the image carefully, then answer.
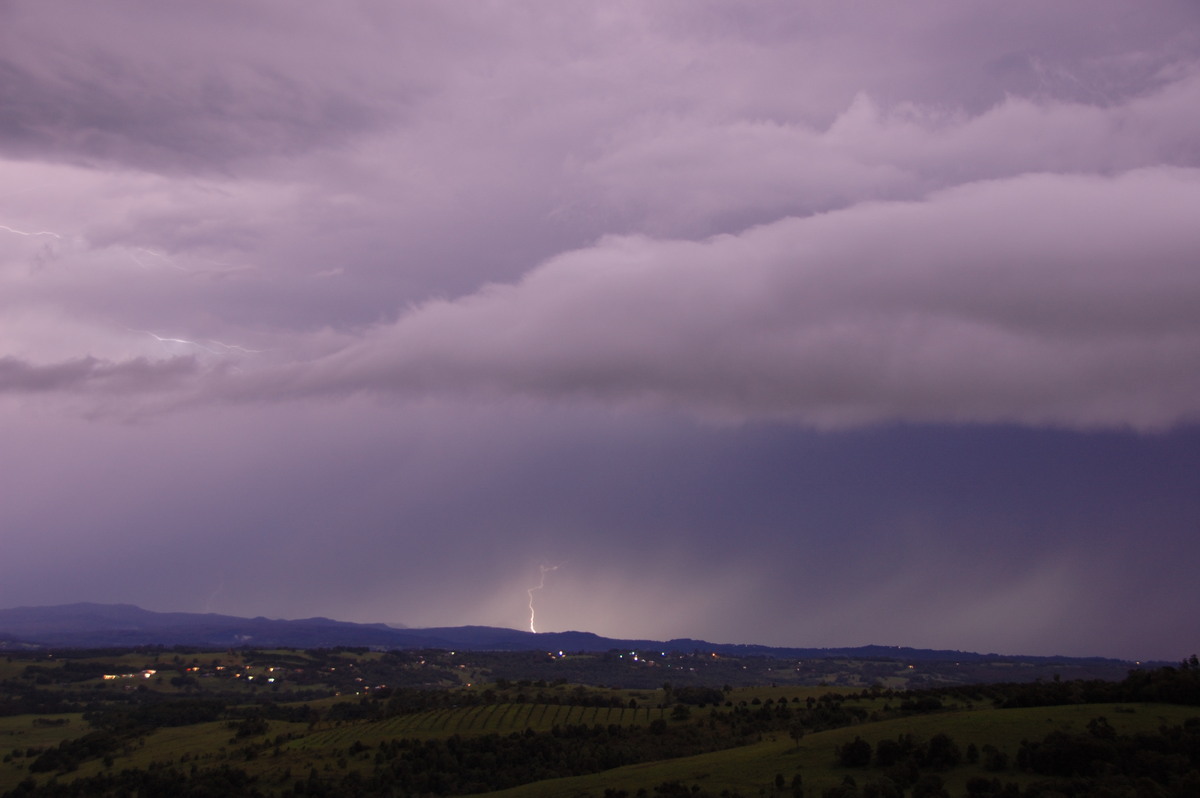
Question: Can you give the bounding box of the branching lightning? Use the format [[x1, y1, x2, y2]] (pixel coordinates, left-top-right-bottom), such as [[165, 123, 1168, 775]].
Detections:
[[527, 563, 561, 634], [130, 247, 187, 272], [132, 330, 221, 354], [207, 339, 265, 354], [124, 246, 254, 278], [128, 329, 264, 356]]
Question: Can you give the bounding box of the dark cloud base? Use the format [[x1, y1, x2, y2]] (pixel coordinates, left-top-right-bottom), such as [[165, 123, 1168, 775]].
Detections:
[[1, 400, 1195, 661]]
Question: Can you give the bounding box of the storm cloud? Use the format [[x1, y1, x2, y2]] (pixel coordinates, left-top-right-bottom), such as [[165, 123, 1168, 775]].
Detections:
[[249, 167, 1200, 430], [2, 1, 1198, 660]]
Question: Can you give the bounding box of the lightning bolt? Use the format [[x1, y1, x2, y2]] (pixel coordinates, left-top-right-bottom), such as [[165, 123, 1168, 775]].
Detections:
[[127, 329, 263, 356], [129, 247, 187, 272], [0, 224, 62, 239], [133, 330, 221, 354], [204, 575, 225, 613], [207, 339, 265, 354], [2, 224, 251, 280], [527, 563, 561, 634]]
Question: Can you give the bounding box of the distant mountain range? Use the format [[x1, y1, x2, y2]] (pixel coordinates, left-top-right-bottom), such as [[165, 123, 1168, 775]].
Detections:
[[0, 603, 1129, 666]]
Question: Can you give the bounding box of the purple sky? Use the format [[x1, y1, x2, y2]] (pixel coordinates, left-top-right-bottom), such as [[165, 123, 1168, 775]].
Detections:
[[2, 1, 1199, 660]]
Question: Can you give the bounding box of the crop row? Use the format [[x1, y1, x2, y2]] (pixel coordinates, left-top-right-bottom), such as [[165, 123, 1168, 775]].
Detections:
[[295, 703, 669, 748]]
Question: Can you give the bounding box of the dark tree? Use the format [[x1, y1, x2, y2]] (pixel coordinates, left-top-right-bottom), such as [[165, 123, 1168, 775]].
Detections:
[[837, 736, 871, 767]]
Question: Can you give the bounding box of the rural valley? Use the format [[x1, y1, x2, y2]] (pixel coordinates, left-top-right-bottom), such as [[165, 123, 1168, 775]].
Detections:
[[0, 609, 1196, 797]]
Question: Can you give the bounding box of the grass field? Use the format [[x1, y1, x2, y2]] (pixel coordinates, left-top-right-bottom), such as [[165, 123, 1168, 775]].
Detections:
[[0, 714, 87, 793], [471, 702, 1200, 797]]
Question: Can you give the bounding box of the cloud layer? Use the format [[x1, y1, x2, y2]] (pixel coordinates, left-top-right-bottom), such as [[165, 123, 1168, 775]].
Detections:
[[1, 1, 1198, 659], [2, 3, 1198, 430], [250, 167, 1200, 429]]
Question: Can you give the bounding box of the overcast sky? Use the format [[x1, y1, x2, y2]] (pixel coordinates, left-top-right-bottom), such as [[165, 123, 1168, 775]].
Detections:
[[2, 1, 1198, 661]]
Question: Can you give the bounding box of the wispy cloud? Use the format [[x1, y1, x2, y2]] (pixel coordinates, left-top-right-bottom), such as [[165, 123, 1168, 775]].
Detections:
[[0, 355, 199, 394]]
